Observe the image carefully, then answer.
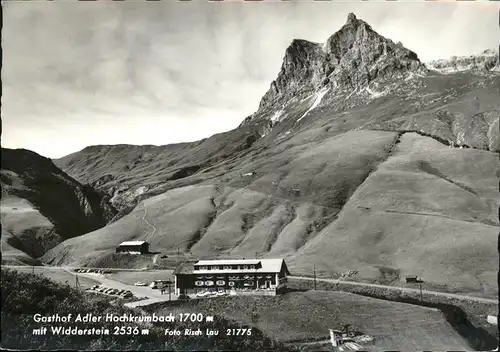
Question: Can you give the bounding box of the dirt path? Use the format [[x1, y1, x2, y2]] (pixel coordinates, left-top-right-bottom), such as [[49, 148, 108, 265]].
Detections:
[[142, 205, 157, 242]]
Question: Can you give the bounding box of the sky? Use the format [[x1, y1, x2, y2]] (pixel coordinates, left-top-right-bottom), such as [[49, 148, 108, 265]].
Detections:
[[2, 1, 499, 158]]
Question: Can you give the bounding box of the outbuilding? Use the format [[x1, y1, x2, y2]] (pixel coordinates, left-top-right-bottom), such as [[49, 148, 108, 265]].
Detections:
[[116, 241, 149, 254]]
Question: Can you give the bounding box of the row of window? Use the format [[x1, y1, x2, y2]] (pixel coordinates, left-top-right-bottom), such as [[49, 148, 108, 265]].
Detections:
[[195, 280, 229, 286], [195, 275, 273, 280], [195, 280, 257, 287], [196, 265, 258, 270], [193, 281, 279, 289]]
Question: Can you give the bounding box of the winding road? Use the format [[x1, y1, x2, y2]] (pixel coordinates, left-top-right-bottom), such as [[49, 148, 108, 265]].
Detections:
[[289, 276, 498, 304], [3, 265, 497, 307], [142, 204, 157, 242]]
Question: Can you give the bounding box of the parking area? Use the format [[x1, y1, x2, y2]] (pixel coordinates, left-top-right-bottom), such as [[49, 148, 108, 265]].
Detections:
[[75, 269, 112, 275], [86, 284, 134, 299]]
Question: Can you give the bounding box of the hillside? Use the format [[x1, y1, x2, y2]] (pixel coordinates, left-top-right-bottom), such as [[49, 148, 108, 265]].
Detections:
[[38, 14, 500, 298], [146, 291, 471, 351], [1, 148, 117, 264]]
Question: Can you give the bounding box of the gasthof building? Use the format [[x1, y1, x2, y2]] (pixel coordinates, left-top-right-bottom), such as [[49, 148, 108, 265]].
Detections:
[[173, 258, 290, 296]]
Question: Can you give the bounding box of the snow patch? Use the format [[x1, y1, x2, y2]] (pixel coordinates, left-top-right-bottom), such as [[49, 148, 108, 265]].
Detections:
[[404, 72, 425, 81], [270, 109, 285, 122], [134, 186, 148, 197], [345, 88, 358, 100], [364, 86, 386, 99], [296, 87, 330, 123]]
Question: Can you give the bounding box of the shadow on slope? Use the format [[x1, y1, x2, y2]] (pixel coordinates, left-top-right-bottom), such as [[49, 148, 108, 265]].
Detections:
[[1, 149, 117, 258]]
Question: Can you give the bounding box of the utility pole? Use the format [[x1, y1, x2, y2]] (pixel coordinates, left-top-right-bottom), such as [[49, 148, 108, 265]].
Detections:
[[177, 246, 179, 257], [168, 281, 171, 301], [75, 275, 81, 291], [419, 281, 423, 301], [313, 265, 317, 290], [343, 324, 351, 337], [32, 242, 35, 275], [255, 252, 258, 259]]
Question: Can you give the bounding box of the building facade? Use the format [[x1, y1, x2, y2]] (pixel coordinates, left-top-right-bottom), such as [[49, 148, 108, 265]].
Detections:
[[174, 258, 290, 296], [115, 241, 149, 254]]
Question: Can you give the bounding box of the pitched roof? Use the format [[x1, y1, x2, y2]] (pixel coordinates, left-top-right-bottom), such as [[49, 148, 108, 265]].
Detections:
[[195, 259, 261, 266], [183, 258, 288, 274], [118, 241, 147, 246]]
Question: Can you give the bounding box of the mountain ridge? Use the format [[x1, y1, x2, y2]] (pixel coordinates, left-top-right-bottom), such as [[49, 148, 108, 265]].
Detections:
[[426, 49, 500, 74], [1, 148, 117, 264]]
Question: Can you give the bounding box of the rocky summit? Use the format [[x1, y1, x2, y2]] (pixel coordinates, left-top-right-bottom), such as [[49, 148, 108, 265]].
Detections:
[[4, 14, 499, 300], [255, 13, 427, 116]]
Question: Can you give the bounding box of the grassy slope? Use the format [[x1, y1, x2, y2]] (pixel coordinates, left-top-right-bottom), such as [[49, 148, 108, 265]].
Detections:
[[42, 130, 498, 299], [290, 133, 499, 297], [147, 290, 470, 351], [43, 130, 398, 263]]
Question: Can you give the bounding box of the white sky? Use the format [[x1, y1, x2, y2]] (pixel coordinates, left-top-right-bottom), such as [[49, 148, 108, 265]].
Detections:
[[2, 1, 499, 158]]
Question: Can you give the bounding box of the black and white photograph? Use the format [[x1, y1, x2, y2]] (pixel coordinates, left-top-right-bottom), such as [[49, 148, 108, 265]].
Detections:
[[1, 1, 499, 351]]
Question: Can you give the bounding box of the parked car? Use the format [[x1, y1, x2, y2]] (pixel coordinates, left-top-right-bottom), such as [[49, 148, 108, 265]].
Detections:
[[122, 292, 133, 298], [134, 282, 147, 286]]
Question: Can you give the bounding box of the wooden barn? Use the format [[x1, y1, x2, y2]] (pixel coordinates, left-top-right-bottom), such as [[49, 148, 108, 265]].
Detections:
[[115, 241, 149, 254], [173, 258, 290, 296]]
